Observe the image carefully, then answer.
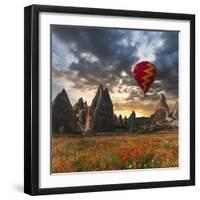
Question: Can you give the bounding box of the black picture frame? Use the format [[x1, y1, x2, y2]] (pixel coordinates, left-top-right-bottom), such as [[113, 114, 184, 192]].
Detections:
[[24, 4, 195, 196]]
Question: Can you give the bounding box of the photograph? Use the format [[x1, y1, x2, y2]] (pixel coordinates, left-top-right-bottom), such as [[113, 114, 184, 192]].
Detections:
[[24, 4, 195, 195], [51, 25, 179, 173]]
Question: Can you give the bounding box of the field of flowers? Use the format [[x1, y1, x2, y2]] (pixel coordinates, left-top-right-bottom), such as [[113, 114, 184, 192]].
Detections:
[[51, 129, 178, 173]]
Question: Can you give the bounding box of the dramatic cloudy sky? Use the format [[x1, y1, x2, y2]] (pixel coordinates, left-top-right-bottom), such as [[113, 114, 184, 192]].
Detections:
[[51, 25, 178, 117]]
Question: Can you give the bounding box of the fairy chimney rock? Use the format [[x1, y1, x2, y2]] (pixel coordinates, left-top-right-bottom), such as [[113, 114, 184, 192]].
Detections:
[[52, 89, 77, 133], [90, 84, 115, 132], [170, 101, 178, 120], [150, 93, 170, 125], [127, 111, 136, 132]]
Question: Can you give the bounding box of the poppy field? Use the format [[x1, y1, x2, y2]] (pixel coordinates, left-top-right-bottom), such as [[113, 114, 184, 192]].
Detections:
[[51, 129, 178, 173]]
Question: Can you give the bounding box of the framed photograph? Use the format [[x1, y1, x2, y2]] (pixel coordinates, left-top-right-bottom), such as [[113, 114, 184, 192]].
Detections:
[[24, 4, 195, 195]]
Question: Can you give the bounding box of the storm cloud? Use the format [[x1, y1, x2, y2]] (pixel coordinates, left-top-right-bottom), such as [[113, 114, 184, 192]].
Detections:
[[51, 25, 178, 117]]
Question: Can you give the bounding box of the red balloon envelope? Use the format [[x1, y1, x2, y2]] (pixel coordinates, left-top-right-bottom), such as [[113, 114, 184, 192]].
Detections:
[[133, 61, 157, 95]]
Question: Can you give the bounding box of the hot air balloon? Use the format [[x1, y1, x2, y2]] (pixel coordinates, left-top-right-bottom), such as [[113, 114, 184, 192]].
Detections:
[[133, 61, 157, 96]]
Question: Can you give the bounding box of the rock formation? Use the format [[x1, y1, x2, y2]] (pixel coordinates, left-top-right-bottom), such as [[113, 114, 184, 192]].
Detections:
[[127, 111, 136, 132], [52, 87, 178, 134], [113, 114, 119, 128], [127, 111, 149, 132], [150, 93, 170, 125], [52, 89, 77, 133], [150, 94, 179, 128], [123, 116, 128, 128], [74, 98, 87, 114], [73, 98, 88, 132], [170, 101, 178, 120], [84, 107, 93, 133], [89, 84, 115, 132], [118, 114, 123, 128]]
